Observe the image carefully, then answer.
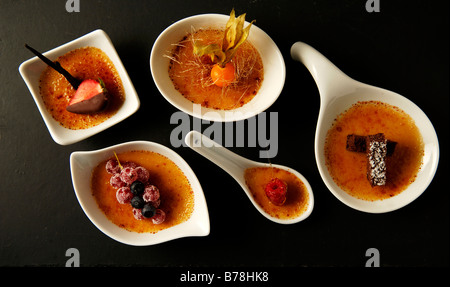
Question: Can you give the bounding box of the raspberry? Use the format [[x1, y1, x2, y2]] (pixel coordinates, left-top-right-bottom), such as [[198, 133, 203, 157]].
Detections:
[[152, 209, 166, 224], [135, 166, 150, 183], [120, 167, 138, 185], [264, 178, 288, 206], [110, 173, 126, 189], [116, 187, 133, 204], [122, 161, 137, 169], [132, 208, 145, 220], [142, 185, 160, 203], [105, 159, 121, 174]]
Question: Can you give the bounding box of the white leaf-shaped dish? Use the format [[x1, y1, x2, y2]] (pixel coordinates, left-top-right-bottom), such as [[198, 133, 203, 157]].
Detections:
[[70, 141, 210, 246]]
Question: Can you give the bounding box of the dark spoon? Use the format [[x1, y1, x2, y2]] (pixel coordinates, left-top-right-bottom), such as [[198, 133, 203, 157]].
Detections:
[[25, 44, 82, 89]]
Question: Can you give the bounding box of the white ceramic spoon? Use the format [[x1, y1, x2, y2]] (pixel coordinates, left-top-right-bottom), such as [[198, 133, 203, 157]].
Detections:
[[291, 41, 439, 213], [185, 130, 314, 224]]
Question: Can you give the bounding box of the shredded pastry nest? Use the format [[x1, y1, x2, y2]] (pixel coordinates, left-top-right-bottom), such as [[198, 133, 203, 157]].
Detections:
[[165, 27, 263, 109]]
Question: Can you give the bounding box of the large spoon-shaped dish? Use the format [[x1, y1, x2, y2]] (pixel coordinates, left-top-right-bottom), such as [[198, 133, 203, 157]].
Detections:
[[291, 41, 439, 213], [185, 131, 314, 224]]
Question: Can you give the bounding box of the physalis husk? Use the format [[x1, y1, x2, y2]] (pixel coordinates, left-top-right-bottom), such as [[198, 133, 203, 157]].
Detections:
[[193, 9, 255, 67]]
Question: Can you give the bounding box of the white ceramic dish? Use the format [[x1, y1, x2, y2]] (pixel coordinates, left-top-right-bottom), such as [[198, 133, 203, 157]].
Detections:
[[185, 131, 314, 224], [19, 29, 140, 145], [70, 141, 210, 246], [291, 41, 440, 213], [150, 13, 285, 122]]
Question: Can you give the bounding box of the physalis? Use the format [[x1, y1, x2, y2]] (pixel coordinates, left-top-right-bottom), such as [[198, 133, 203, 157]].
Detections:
[[193, 9, 255, 87]]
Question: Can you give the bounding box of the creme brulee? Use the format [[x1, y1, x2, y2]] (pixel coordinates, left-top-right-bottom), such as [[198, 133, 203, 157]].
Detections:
[[39, 46, 125, 129], [324, 101, 424, 201], [244, 167, 309, 219], [91, 150, 194, 233], [168, 29, 264, 110]]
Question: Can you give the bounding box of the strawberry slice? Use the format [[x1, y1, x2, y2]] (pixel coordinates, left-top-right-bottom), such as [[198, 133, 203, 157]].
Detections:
[[265, 178, 288, 206], [66, 79, 107, 114]]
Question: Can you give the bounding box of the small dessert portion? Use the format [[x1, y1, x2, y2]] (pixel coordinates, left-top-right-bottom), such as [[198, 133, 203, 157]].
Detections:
[[37, 46, 125, 129], [324, 101, 424, 201], [91, 150, 195, 234], [244, 167, 309, 220], [168, 10, 264, 110], [26, 44, 110, 115]]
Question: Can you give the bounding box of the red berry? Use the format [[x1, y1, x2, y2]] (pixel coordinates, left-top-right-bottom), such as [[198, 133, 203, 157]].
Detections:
[[264, 178, 287, 206], [152, 209, 166, 224], [142, 185, 160, 203], [116, 187, 133, 204], [106, 159, 121, 174], [120, 167, 138, 185], [110, 173, 126, 189], [132, 208, 145, 220], [135, 166, 150, 183], [122, 161, 137, 169]]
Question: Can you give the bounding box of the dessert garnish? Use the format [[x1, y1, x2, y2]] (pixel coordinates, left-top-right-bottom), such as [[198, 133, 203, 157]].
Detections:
[[366, 133, 387, 187], [325, 101, 423, 200], [106, 152, 166, 224], [66, 79, 108, 114], [264, 178, 288, 206], [346, 134, 397, 156], [193, 9, 255, 87], [346, 133, 396, 187], [25, 44, 108, 114]]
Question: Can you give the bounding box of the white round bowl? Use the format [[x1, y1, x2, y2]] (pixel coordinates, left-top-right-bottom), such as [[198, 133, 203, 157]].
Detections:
[[70, 141, 210, 246], [150, 14, 286, 122]]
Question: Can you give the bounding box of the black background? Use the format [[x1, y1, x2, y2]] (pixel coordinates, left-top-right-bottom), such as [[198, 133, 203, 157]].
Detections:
[[0, 0, 448, 274]]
